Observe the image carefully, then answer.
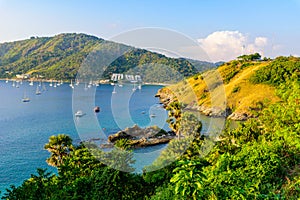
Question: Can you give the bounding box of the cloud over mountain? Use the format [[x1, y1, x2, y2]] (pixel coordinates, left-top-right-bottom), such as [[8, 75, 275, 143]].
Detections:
[[198, 31, 268, 62]]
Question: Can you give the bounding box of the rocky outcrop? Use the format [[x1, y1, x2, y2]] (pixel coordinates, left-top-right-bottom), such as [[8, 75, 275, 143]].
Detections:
[[227, 112, 249, 121], [103, 125, 176, 149]]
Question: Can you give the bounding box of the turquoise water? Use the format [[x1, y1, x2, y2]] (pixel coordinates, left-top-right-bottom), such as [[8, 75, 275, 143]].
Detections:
[[0, 80, 225, 195]]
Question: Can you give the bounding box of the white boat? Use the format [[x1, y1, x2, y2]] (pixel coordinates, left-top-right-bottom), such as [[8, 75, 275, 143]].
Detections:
[[5, 78, 8, 83], [16, 81, 20, 88], [54, 82, 57, 88], [22, 90, 30, 102], [42, 82, 47, 91], [36, 85, 41, 95], [112, 86, 117, 94], [49, 80, 53, 87], [132, 83, 137, 91], [150, 114, 156, 118], [138, 84, 142, 90], [12, 81, 15, 87], [69, 80, 74, 88], [75, 110, 85, 117], [29, 80, 34, 86], [22, 97, 30, 102]]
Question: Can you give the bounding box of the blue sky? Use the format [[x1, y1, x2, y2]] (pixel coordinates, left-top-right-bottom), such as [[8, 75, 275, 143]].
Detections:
[[0, 0, 299, 61]]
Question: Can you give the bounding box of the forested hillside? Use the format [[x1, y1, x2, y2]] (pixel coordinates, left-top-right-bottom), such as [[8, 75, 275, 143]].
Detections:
[[0, 33, 214, 81]]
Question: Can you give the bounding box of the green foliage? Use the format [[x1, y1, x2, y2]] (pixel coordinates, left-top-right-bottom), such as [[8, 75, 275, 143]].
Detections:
[[250, 56, 300, 85], [0, 33, 201, 80], [166, 101, 183, 136], [232, 85, 241, 93], [170, 159, 207, 199], [44, 134, 74, 167], [237, 53, 261, 62]]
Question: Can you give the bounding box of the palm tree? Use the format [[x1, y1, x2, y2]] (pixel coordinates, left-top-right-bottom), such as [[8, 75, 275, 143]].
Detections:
[[44, 134, 73, 167]]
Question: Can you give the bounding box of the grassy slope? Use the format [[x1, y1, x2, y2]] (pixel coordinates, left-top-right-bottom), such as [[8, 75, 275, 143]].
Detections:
[[166, 60, 280, 117]]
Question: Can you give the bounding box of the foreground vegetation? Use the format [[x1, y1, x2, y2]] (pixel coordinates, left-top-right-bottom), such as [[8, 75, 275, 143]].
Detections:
[[2, 56, 300, 199]]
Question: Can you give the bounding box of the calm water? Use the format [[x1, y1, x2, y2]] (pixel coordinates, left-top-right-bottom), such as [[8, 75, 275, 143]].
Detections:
[[0, 80, 225, 195]]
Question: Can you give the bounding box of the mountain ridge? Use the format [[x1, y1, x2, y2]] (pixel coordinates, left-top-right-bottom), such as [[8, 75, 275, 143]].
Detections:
[[0, 33, 216, 81]]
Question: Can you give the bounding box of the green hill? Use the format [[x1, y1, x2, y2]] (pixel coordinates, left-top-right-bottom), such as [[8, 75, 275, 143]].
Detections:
[[0, 33, 214, 81], [157, 55, 300, 120]]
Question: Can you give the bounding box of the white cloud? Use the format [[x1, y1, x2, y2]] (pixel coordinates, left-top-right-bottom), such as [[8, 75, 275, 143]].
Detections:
[[197, 31, 269, 62]]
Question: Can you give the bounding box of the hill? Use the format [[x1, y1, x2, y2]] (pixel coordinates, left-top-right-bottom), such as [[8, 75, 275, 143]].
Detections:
[[156, 56, 300, 120], [0, 33, 215, 81]]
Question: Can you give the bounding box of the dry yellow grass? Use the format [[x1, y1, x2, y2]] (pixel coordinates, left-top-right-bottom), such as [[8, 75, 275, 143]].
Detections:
[[166, 61, 280, 115]]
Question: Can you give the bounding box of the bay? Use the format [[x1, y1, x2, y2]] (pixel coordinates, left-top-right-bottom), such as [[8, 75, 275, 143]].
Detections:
[[0, 80, 225, 195]]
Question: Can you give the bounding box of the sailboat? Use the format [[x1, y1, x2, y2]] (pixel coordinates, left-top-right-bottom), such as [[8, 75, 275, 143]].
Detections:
[[5, 78, 8, 83], [49, 80, 53, 87], [22, 90, 30, 102], [42, 82, 47, 91], [36, 85, 41, 95], [132, 82, 137, 91], [12, 81, 15, 87], [53, 81, 57, 88], [16, 81, 20, 88], [138, 84, 142, 90], [29, 80, 34, 86], [112, 86, 117, 94], [69, 80, 74, 88]]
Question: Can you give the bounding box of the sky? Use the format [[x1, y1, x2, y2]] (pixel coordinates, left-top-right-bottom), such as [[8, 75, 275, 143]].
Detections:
[[0, 0, 300, 62]]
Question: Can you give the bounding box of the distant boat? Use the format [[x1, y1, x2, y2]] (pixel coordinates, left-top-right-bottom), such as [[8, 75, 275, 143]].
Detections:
[[42, 82, 47, 91], [36, 85, 41, 95], [53, 82, 57, 88], [132, 83, 137, 91], [75, 110, 85, 117], [16, 81, 20, 88], [138, 84, 142, 90], [5, 78, 8, 83], [70, 80, 74, 88], [150, 114, 156, 118], [12, 81, 15, 87], [49, 80, 53, 87], [112, 86, 117, 94], [29, 80, 34, 86], [118, 84, 123, 87], [94, 106, 100, 113], [22, 90, 30, 102]]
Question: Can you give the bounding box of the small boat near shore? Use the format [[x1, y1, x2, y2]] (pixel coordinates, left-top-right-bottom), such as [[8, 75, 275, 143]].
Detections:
[[75, 110, 86, 117]]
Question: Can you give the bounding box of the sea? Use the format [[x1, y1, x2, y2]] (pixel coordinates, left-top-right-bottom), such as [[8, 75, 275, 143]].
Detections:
[[0, 80, 225, 195]]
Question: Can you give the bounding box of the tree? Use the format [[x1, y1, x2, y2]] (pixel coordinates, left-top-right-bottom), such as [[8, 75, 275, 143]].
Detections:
[[170, 159, 207, 199], [44, 134, 74, 167], [166, 101, 183, 138], [178, 112, 202, 138]]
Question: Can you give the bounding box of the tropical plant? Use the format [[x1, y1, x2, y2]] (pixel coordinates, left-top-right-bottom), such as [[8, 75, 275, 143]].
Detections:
[[44, 134, 74, 167]]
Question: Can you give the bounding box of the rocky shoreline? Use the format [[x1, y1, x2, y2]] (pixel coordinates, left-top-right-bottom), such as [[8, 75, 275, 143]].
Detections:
[[155, 88, 251, 121]]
